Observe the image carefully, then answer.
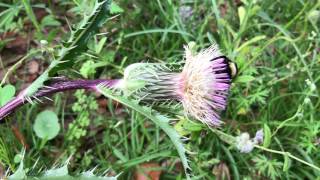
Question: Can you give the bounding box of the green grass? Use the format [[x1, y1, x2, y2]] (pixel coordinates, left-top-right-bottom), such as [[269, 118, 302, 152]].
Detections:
[[0, 0, 320, 179]]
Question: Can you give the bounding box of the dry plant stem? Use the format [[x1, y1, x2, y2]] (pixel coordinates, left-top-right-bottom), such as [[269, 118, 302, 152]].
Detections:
[[0, 51, 38, 86], [0, 79, 118, 121]]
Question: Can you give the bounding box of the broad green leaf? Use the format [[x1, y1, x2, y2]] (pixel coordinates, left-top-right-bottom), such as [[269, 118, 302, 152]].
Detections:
[[174, 118, 188, 136], [175, 118, 203, 136], [0, 84, 15, 106], [308, 10, 320, 24], [80, 60, 96, 78], [13, 153, 23, 164], [183, 120, 203, 132], [110, 2, 124, 14], [263, 124, 271, 148], [96, 85, 191, 180], [41, 15, 61, 28], [102, 50, 116, 62], [33, 110, 60, 140], [235, 75, 255, 83], [238, 6, 246, 25]]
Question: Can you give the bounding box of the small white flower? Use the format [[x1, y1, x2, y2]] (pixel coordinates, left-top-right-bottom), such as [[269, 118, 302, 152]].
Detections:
[[236, 133, 255, 153], [236, 129, 264, 153]]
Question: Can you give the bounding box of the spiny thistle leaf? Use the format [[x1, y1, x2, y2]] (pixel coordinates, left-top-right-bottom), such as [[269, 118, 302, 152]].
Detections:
[[8, 161, 26, 180], [22, 0, 112, 99], [22, 60, 58, 99], [96, 85, 191, 180], [8, 162, 117, 180], [50, 0, 112, 74], [43, 164, 69, 178]]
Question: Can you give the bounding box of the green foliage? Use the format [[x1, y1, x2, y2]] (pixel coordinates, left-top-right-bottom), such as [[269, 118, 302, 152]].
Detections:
[[0, 2, 23, 33], [22, 0, 41, 35], [110, 2, 124, 14], [33, 110, 60, 140], [96, 85, 191, 179], [253, 155, 283, 180], [0, 137, 13, 170], [40, 15, 61, 28], [80, 60, 96, 78], [66, 90, 98, 153], [0, 84, 15, 107]]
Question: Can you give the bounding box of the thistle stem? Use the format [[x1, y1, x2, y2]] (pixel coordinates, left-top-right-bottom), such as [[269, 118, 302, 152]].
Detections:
[[0, 79, 119, 121]]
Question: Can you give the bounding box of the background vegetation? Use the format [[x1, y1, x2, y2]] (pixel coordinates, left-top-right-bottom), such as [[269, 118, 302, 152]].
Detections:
[[0, 0, 319, 179]]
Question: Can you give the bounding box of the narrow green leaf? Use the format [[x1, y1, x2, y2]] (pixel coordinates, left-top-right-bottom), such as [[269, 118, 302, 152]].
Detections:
[[97, 86, 191, 180], [238, 6, 246, 25], [22, 0, 41, 34], [112, 148, 128, 162], [283, 152, 290, 172], [236, 35, 266, 52], [96, 37, 107, 53], [263, 124, 271, 148]]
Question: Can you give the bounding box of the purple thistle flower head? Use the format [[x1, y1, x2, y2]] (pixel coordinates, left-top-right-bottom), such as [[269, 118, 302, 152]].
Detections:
[[119, 44, 236, 127], [177, 44, 233, 126]]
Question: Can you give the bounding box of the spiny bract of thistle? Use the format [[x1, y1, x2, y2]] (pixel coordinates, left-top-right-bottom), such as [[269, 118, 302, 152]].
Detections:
[[114, 44, 233, 126]]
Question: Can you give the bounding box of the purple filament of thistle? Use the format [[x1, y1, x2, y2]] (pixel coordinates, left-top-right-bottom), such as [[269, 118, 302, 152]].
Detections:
[[0, 79, 119, 121]]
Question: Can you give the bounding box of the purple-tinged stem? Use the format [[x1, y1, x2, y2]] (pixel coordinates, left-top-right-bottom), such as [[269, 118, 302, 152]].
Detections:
[[0, 79, 119, 121]]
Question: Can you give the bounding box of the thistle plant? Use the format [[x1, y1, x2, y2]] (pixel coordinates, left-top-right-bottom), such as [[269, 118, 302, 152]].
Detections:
[[0, 43, 236, 128], [0, 42, 234, 180]]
